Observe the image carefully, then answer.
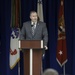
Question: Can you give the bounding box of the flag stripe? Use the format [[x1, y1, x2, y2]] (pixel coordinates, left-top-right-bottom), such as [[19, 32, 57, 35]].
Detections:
[[11, 0, 16, 28], [11, 0, 21, 28], [15, 0, 19, 28], [19, 0, 21, 28]]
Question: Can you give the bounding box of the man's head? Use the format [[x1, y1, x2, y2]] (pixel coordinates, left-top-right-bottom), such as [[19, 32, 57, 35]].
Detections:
[[30, 11, 38, 22], [43, 68, 59, 75]]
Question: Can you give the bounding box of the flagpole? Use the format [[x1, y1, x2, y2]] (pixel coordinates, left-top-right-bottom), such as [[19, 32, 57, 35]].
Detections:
[[63, 64, 65, 75]]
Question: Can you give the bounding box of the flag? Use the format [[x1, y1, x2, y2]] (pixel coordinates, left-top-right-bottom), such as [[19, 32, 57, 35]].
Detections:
[[11, 0, 21, 28], [37, 0, 44, 22], [56, 0, 67, 67], [37, 0, 44, 73], [10, 0, 21, 69], [10, 28, 20, 69]]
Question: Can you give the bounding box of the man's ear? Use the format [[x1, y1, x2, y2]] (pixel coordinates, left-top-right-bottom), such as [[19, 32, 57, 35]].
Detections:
[[30, 15, 32, 20]]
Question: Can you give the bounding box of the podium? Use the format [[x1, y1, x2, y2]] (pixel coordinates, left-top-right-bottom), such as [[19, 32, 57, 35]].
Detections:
[[19, 40, 44, 75]]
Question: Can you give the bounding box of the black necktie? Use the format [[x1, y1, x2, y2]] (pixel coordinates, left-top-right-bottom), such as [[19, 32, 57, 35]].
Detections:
[[32, 25, 35, 35], [31, 23, 36, 35]]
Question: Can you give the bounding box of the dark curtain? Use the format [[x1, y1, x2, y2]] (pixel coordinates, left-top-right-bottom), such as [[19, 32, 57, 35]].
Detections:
[[0, 0, 75, 75], [0, 0, 18, 75]]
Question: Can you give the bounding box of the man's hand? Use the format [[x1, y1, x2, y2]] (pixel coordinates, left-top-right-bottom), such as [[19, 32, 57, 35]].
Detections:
[[44, 46, 48, 50]]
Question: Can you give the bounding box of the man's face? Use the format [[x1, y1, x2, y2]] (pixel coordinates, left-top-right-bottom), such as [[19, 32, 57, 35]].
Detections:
[[30, 12, 38, 22]]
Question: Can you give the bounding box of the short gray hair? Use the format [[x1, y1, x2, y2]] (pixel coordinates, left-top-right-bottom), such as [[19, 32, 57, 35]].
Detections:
[[30, 11, 37, 16], [43, 68, 59, 75]]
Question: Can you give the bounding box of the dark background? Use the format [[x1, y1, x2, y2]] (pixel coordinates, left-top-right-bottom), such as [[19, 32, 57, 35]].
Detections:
[[0, 0, 75, 75]]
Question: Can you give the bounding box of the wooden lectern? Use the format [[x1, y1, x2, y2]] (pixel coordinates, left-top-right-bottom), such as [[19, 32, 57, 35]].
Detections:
[[19, 40, 43, 75]]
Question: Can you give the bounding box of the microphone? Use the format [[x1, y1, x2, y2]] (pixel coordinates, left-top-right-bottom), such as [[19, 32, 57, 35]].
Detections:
[[31, 25, 34, 27], [31, 22, 35, 27]]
